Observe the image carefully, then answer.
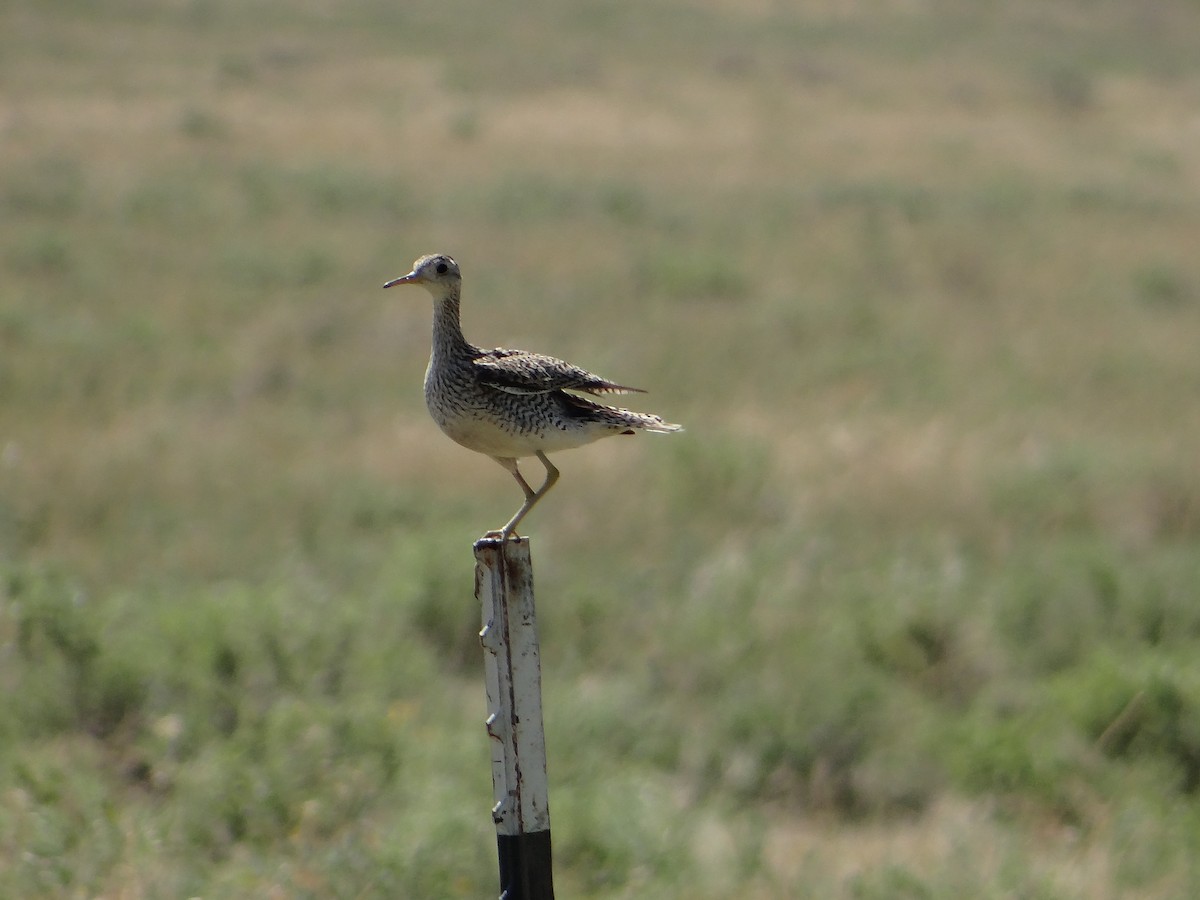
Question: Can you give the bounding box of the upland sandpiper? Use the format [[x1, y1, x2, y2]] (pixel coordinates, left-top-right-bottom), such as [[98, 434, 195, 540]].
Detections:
[[384, 253, 682, 540]]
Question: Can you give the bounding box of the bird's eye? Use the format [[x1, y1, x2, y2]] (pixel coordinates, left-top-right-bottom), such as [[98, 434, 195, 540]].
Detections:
[[436, 262, 449, 275]]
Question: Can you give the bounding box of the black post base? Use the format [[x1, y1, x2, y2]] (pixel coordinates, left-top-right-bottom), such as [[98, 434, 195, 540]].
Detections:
[[497, 830, 554, 900]]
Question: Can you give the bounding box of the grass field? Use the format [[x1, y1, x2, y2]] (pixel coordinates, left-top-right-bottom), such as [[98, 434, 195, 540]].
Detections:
[[4, 0, 1200, 896]]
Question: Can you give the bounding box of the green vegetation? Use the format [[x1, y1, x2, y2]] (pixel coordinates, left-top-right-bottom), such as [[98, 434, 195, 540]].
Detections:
[[3, 0, 1200, 895]]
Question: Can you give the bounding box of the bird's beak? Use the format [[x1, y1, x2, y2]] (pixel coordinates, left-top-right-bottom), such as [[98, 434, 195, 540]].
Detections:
[[383, 270, 422, 289]]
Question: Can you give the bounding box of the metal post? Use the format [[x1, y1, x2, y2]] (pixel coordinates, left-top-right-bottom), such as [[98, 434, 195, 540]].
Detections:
[[475, 536, 555, 900]]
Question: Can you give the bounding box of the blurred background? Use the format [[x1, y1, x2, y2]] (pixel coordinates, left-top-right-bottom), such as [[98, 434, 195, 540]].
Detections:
[[3, 1, 1200, 896]]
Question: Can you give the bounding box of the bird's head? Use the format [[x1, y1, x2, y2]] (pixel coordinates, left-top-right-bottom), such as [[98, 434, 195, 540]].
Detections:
[[383, 253, 461, 295]]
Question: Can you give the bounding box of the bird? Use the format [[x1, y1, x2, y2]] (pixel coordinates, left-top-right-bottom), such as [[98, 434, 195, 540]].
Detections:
[[384, 253, 682, 541]]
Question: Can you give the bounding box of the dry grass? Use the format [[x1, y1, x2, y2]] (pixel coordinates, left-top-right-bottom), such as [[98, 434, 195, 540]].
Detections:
[[4, 0, 1200, 896]]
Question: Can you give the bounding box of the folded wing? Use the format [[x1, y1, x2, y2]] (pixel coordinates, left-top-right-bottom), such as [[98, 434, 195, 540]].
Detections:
[[472, 347, 645, 396]]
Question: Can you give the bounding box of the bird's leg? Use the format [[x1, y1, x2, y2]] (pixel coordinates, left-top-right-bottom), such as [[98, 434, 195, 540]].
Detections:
[[482, 457, 535, 541], [500, 452, 559, 539], [485, 452, 560, 541], [532, 450, 560, 501]]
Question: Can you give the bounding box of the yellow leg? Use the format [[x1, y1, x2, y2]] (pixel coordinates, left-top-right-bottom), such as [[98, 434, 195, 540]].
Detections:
[[487, 452, 560, 541]]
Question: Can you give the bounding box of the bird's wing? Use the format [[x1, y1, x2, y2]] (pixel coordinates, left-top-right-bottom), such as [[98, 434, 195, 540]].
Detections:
[[472, 348, 645, 396]]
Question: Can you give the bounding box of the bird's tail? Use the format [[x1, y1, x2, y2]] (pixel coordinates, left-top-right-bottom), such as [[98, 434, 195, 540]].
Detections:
[[607, 407, 684, 434], [634, 414, 683, 434], [562, 393, 683, 434]]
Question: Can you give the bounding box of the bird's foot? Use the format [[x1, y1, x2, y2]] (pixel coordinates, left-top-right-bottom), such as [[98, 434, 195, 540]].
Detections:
[[481, 528, 522, 542]]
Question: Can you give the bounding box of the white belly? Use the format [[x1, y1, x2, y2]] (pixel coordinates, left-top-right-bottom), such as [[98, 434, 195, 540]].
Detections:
[[437, 412, 599, 459]]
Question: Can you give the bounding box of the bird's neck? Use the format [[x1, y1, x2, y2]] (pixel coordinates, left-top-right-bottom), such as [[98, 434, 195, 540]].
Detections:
[[430, 288, 471, 357]]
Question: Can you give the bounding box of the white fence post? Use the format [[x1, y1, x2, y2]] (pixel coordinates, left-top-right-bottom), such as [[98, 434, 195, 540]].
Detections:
[[475, 536, 554, 900]]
